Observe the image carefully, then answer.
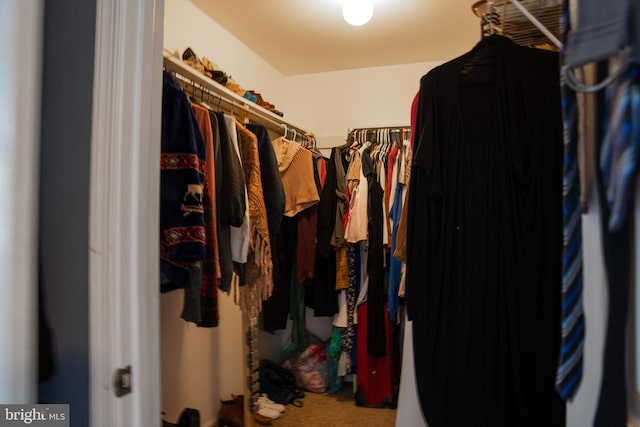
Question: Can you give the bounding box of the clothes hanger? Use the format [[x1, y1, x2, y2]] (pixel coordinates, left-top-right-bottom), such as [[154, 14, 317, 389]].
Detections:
[[381, 129, 387, 159], [347, 130, 356, 149], [487, 0, 495, 36], [198, 89, 213, 111], [372, 129, 380, 160], [342, 130, 353, 149], [371, 130, 381, 160], [308, 135, 322, 156], [382, 129, 390, 160], [305, 133, 316, 152], [383, 129, 391, 158], [205, 87, 211, 106]]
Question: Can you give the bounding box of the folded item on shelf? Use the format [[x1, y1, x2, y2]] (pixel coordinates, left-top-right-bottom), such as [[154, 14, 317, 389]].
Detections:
[[182, 47, 212, 78]]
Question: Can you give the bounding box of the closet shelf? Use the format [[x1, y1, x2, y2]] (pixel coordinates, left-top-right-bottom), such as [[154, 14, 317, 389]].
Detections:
[[163, 53, 313, 137], [472, 0, 562, 50]]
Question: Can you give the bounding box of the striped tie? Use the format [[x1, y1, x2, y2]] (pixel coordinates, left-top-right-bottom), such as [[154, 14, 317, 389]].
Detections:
[[599, 65, 640, 232], [556, 75, 586, 400], [556, 2, 585, 400]]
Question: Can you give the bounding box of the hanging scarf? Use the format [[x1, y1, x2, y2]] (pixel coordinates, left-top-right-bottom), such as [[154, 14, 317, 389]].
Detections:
[[235, 121, 273, 316]]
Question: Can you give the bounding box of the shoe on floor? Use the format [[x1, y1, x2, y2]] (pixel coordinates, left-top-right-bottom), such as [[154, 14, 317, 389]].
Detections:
[[256, 394, 285, 413], [256, 405, 280, 420]]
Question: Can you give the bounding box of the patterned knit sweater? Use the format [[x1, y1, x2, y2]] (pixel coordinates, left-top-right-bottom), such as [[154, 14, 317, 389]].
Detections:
[[160, 72, 206, 293]]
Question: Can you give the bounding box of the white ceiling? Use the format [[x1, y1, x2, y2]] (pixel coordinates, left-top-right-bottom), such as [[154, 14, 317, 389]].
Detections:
[[190, 0, 482, 75]]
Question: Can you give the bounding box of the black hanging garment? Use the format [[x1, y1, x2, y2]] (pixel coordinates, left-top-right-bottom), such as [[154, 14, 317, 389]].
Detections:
[[310, 147, 340, 317], [405, 35, 566, 427], [261, 215, 296, 331], [362, 147, 387, 357]]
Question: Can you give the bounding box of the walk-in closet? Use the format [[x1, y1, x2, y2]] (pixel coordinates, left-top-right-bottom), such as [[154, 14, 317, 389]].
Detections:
[[24, 0, 639, 426], [154, 1, 640, 426]]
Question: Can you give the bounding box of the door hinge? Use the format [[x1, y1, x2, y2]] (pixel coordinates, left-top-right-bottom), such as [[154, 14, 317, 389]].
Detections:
[[114, 365, 132, 397]]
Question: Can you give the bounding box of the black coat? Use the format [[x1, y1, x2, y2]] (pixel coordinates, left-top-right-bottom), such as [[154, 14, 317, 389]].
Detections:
[[406, 35, 565, 427]]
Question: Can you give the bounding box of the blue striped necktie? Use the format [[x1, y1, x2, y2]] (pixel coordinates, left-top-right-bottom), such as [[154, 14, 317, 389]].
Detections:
[[556, 73, 586, 400], [556, 2, 585, 398], [599, 65, 640, 232]]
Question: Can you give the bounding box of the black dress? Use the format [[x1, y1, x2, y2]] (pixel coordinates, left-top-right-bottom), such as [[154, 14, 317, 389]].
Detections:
[[405, 35, 565, 427], [362, 147, 387, 357]]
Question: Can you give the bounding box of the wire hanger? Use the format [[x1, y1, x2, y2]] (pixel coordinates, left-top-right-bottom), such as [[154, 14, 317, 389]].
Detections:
[[483, 0, 497, 37]]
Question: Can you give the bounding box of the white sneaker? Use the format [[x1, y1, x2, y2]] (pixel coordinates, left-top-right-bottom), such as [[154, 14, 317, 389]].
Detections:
[[256, 404, 281, 420], [257, 394, 286, 413]]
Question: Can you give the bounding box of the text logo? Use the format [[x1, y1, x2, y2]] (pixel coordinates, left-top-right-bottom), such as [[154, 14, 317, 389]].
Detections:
[[0, 405, 69, 426]]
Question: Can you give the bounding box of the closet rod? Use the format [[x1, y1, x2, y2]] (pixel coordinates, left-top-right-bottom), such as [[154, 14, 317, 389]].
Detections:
[[349, 125, 410, 133], [163, 53, 312, 137], [173, 73, 263, 122]]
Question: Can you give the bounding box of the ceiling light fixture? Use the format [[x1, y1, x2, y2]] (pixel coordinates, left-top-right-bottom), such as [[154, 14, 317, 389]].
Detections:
[[342, 0, 374, 26]]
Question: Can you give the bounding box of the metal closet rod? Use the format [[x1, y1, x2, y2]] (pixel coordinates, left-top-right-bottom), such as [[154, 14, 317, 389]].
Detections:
[[173, 73, 298, 137], [163, 53, 313, 137], [174, 73, 250, 114], [349, 125, 410, 133]]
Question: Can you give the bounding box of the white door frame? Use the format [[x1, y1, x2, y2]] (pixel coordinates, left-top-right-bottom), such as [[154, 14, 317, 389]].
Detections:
[[0, 0, 42, 405], [89, 0, 164, 425]]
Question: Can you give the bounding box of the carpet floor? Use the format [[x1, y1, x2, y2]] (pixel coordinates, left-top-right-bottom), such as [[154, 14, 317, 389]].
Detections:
[[266, 383, 396, 427]]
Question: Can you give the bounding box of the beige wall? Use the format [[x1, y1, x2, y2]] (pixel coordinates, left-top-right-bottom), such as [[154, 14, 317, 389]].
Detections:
[[278, 61, 441, 150], [161, 291, 244, 426]]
